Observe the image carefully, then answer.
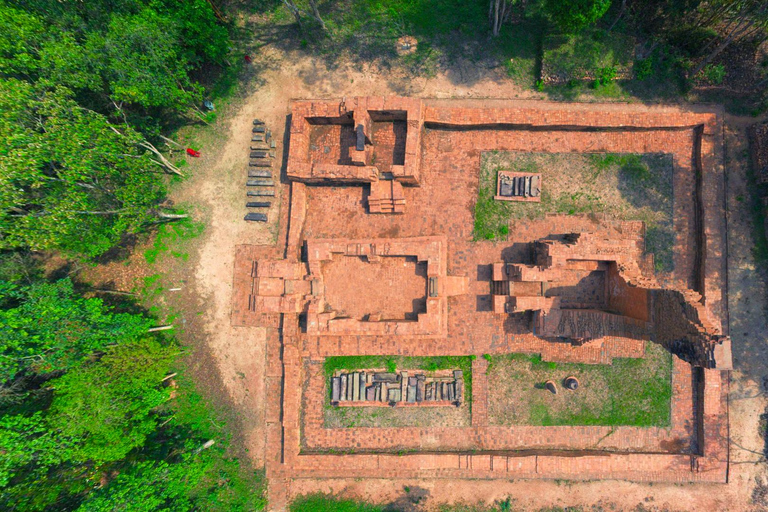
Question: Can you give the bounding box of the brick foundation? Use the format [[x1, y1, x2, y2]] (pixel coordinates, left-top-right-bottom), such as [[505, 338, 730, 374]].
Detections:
[[232, 98, 730, 507]]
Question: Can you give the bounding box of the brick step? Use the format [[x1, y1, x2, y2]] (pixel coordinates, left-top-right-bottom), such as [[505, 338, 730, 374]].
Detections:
[[540, 343, 604, 364], [490, 280, 509, 295]]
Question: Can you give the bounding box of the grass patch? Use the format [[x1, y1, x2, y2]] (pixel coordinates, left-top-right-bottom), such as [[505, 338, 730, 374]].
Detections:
[[321, 355, 473, 428], [487, 343, 673, 427], [541, 29, 634, 84], [473, 152, 675, 273], [144, 217, 205, 264], [324, 355, 473, 379], [141, 273, 163, 299], [290, 493, 383, 512]]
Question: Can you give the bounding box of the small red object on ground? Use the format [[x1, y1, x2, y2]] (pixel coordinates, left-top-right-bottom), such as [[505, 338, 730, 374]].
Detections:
[[244, 55, 252, 63], [186, 148, 201, 157]]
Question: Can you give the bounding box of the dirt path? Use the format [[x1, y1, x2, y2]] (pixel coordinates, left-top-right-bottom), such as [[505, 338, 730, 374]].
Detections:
[[175, 47, 538, 465], [175, 44, 768, 509]]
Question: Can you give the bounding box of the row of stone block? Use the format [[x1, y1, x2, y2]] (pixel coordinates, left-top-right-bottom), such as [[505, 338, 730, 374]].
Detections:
[[330, 369, 464, 406], [245, 119, 274, 222], [498, 174, 540, 198]]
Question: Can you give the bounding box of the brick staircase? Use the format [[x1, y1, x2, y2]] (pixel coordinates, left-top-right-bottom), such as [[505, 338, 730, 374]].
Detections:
[[368, 179, 406, 213], [490, 280, 509, 295]]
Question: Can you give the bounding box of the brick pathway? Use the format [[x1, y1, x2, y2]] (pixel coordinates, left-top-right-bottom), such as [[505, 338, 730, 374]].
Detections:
[[471, 357, 488, 427]]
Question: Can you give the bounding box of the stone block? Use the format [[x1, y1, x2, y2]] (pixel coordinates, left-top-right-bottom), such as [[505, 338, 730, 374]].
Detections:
[[352, 372, 359, 401], [373, 372, 398, 383], [331, 377, 341, 403]]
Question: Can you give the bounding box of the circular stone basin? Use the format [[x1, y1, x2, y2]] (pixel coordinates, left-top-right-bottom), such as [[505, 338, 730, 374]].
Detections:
[[564, 376, 579, 390]]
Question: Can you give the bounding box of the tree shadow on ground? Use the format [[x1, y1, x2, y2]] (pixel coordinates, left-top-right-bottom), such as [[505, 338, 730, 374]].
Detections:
[[383, 486, 430, 512], [240, 1, 547, 90]]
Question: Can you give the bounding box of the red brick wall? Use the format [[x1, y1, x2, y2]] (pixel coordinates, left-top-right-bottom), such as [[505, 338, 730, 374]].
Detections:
[[606, 263, 650, 322]]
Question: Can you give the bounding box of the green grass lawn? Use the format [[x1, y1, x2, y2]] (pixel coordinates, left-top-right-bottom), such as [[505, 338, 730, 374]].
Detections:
[[324, 354, 473, 380], [473, 151, 675, 273], [290, 493, 517, 512], [291, 493, 384, 512], [486, 342, 673, 427]]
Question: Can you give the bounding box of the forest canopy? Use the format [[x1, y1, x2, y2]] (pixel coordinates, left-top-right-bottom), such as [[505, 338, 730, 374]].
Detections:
[[0, 0, 228, 257]]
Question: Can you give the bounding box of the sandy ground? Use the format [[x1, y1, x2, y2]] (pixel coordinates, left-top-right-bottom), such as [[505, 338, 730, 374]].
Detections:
[[172, 42, 768, 510]]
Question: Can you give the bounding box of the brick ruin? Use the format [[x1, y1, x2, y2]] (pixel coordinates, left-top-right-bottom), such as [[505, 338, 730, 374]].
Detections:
[[286, 97, 422, 214], [492, 230, 731, 369], [248, 236, 468, 337], [231, 98, 731, 506]]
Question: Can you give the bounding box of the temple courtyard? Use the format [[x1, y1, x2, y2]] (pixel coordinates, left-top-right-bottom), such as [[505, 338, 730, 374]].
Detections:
[[229, 97, 733, 507]]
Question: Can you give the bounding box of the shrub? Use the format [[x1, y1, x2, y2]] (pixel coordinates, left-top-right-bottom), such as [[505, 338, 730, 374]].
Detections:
[[698, 63, 726, 85], [595, 66, 617, 86], [541, 30, 634, 85], [635, 56, 653, 80]]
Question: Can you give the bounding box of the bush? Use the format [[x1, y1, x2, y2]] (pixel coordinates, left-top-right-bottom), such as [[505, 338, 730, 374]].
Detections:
[[595, 66, 617, 86], [541, 29, 635, 84], [698, 63, 726, 85], [635, 56, 653, 80]]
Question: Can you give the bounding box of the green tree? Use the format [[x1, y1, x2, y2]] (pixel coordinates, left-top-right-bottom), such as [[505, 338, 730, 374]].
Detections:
[[156, 0, 229, 64], [79, 450, 267, 512], [0, 412, 84, 510], [78, 460, 200, 511], [1, 0, 229, 123], [0, 79, 171, 256], [0, 3, 44, 76], [95, 9, 202, 112], [0, 413, 73, 488], [0, 268, 265, 510], [0, 278, 152, 382], [47, 338, 177, 464], [542, 0, 612, 32], [689, 0, 768, 78], [0, 338, 176, 510]]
